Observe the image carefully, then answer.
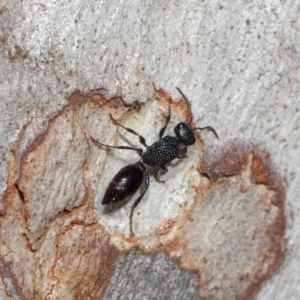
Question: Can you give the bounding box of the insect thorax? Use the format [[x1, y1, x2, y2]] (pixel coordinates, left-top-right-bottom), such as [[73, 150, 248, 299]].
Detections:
[[142, 136, 180, 166]]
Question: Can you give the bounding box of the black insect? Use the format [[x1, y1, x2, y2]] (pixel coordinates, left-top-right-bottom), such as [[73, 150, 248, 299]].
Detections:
[[91, 87, 218, 236]]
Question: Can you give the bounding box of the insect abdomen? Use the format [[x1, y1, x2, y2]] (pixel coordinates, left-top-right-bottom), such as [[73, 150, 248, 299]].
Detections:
[[102, 162, 145, 205]]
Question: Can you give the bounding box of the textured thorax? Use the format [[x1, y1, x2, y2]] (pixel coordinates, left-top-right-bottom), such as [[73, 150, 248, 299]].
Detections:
[[142, 135, 180, 166]]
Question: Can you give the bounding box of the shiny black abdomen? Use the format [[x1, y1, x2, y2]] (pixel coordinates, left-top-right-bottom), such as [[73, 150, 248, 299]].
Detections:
[[102, 162, 145, 205], [142, 135, 180, 166]]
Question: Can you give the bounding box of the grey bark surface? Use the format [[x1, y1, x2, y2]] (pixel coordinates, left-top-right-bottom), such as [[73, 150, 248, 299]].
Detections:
[[0, 0, 299, 299]]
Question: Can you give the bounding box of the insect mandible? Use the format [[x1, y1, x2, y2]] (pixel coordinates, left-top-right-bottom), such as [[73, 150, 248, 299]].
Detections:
[[91, 87, 218, 236]]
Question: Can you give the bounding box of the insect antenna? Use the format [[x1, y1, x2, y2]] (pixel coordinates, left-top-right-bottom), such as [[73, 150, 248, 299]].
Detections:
[[194, 126, 219, 139], [176, 87, 219, 139], [175, 87, 193, 123]]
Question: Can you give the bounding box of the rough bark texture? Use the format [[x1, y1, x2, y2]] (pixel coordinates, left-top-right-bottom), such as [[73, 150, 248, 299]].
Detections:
[[0, 90, 285, 299], [0, 1, 298, 299]]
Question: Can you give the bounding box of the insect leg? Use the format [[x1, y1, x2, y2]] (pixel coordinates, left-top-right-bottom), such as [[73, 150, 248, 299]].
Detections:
[[91, 137, 143, 156], [178, 146, 187, 159], [158, 105, 171, 139], [110, 114, 149, 148], [154, 174, 165, 183], [153, 165, 168, 183], [129, 170, 150, 236], [161, 165, 168, 173]]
